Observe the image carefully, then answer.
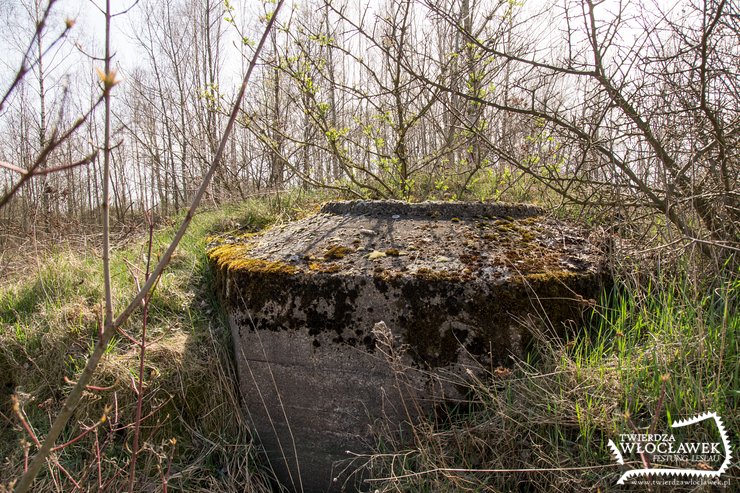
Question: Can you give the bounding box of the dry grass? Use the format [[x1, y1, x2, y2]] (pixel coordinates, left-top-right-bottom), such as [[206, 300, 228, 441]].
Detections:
[[0, 198, 301, 492]]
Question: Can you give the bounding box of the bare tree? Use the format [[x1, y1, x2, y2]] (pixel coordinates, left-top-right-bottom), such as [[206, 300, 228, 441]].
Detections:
[[412, 0, 738, 262], [0, 0, 100, 223]]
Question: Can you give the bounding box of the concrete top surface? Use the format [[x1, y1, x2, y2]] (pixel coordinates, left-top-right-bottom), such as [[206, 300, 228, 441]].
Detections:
[[209, 200, 605, 284], [319, 199, 543, 218]]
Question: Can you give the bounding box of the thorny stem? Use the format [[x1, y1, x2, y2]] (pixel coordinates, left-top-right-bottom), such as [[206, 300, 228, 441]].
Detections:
[[162, 439, 176, 493], [94, 429, 102, 490], [624, 412, 652, 490], [12, 397, 40, 448], [23, 442, 29, 473], [649, 375, 669, 437], [101, 0, 113, 384], [55, 460, 80, 490], [51, 417, 106, 453]]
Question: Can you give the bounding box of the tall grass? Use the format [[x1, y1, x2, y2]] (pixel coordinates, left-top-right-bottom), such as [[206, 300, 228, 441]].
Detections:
[[359, 266, 738, 492]]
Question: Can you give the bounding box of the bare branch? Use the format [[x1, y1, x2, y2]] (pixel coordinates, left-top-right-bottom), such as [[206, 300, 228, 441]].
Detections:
[[13, 3, 285, 490]]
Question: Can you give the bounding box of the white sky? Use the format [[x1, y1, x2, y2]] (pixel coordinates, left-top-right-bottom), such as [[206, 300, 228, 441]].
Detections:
[[0, 0, 267, 93], [0, 0, 673, 110]]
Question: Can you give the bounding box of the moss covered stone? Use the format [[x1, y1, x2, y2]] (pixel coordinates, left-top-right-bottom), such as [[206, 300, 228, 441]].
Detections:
[[323, 244, 352, 260]]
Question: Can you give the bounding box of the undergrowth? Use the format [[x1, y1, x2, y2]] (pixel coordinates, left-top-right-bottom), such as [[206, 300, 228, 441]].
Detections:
[[0, 190, 324, 492], [358, 262, 738, 492], [1, 188, 736, 492]]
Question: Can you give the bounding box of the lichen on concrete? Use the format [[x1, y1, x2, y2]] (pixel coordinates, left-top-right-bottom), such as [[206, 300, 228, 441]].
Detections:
[[207, 200, 608, 493], [208, 200, 602, 286]]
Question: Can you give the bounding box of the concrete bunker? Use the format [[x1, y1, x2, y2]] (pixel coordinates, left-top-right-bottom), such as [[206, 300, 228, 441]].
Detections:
[[208, 200, 607, 492]]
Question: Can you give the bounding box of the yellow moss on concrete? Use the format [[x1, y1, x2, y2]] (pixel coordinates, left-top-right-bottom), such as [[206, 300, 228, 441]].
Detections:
[[308, 262, 342, 273], [324, 244, 352, 260], [414, 267, 468, 282], [208, 243, 297, 275]]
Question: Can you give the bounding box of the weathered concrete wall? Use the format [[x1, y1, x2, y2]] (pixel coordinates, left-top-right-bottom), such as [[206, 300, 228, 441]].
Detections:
[[226, 318, 418, 492], [209, 200, 607, 492]]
